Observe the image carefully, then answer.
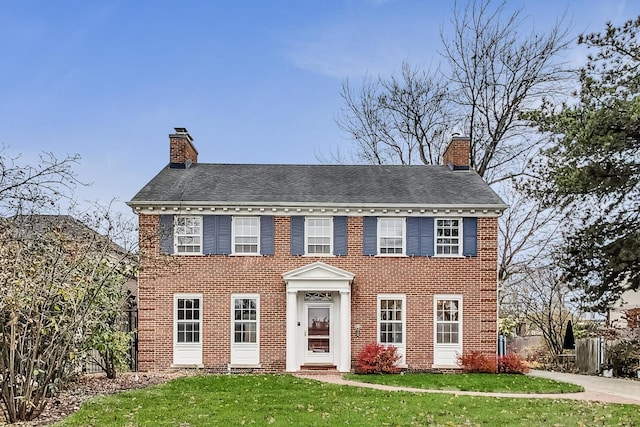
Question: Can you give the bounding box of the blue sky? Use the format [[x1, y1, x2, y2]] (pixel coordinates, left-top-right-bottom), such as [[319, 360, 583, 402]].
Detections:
[[0, 0, 637, 220]]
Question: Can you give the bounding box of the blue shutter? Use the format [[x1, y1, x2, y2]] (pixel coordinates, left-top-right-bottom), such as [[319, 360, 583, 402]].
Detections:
[[423, 217, 434, 256], [407, 217, 434, 256], [217, 215, 232, 255], [406, 217, 420, 256], [290, 216, 305, 255], [159, 215, 174, 254], [362, 216, 377, 256], [260, 216, 274, 255], [202, 216, 217, 255], [333, 216, 347, 256], [462, 217, 477, 257]]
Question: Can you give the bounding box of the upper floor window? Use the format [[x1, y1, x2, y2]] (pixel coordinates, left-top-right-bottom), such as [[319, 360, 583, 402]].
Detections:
[[436, 219, 461, 256], [306, 217, 332, 255], [175, 216, 202, 254], [233, 217, 259, 255], [378, 218, 405, 255]]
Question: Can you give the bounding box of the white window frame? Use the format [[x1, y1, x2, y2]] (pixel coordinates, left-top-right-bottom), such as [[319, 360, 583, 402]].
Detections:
[[173, 293, 203, 367], [435, 218, 462, 256], [377, 294, 406, 365], [434, 295, 462, 345], [175, 294, 202, 344], [174, 215, 202, 254], [377, 217, 405, 256], [232, 216, 260, 255], [230, 294, 260, 367], [305, 217, 333, 256]]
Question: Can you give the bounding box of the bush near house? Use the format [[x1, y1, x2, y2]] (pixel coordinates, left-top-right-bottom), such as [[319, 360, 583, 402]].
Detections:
[[608, 338, 640, 378], [356, 343, 401, 374], [457, 351, 497, 373], [498, 353, 530, 374], [457, 351, 529, 374]]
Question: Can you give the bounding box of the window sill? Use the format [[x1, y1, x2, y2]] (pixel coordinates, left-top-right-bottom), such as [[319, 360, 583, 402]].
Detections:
[[375, 254, 408, 258], [228, 363, 262, 369], [230, 253, 262, 257], [170, 363, 204, 369], [302, 254, 335, 257], [433, 254, 465, 259], [431, 364, 460, 369], [172, 253, 204, 256]]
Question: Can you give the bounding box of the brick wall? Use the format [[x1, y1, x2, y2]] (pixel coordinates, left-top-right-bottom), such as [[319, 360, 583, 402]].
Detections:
[[137, 214, 498, 372]]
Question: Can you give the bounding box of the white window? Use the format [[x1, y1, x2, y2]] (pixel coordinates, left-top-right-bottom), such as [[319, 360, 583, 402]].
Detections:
[[231, 294, 260, 366], [378, 218, 405, 255], [435, 297, 461, 344], [433, 295, 462, 367], [176, 297, 201, 343], [378, 294, 406, 364], [175, 216, 202, 254], [436, 218, 461, 256], [173, 293, 203, 366], [306, 217, 332, 255], [233, 297, 258, 343], [233, 217, 259, 255]]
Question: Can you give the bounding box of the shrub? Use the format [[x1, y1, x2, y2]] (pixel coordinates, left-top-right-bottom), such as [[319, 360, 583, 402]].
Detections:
[[608, 339, 640, 378], [356, 343, 401, 374], [457, 351, 496, 373], [498, 353, 529, 374]]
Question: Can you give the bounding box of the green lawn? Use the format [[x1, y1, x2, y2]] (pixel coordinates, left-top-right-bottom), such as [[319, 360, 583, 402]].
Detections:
[[55, 374, 639, 427], [343, 372, 584, 393]]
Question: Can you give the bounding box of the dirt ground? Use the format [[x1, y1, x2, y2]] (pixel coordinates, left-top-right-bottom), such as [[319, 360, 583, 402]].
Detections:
[[1, 370, 189, 426]]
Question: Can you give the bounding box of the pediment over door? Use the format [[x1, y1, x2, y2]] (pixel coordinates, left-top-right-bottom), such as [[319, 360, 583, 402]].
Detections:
[[282, 262, 354, 293]]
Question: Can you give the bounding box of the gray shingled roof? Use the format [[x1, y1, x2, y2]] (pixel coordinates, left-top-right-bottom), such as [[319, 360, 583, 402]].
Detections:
[[129, 163, 505, 208]]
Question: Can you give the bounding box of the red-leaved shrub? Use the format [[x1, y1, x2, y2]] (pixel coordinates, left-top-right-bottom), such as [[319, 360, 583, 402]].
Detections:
[[457, 351, 496, 373], [356, 343, 401, 374], [498, 353, 529, 374]]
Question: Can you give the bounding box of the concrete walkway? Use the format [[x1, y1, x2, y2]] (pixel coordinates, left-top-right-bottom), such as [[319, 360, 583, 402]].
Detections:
[[295, 371, 640, 405]]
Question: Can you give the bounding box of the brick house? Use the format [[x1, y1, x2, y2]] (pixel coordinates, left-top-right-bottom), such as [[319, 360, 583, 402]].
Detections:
[[128, 128, 506, 372]]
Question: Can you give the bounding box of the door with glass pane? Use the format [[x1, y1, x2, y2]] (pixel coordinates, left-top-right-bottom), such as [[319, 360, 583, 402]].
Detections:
[[305, 304, 332, 364]]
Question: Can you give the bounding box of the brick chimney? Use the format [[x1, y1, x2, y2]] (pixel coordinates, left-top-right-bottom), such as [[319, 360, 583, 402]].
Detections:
[[169, 127, 198, 168], [443, 135, 470, 170]]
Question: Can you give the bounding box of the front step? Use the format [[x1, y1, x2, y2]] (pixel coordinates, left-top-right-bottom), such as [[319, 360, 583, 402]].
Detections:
[[299, 364, 337, 373]]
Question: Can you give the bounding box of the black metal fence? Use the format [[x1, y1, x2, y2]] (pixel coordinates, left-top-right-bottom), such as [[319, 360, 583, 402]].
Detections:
[[81, 293, 138, 374]]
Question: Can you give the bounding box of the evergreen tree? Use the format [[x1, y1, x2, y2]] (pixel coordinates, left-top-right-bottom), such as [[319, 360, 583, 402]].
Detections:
[[529, 17, 640, 309]]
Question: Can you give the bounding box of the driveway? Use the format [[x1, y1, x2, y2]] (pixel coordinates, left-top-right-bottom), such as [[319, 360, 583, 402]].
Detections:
[[296, 371, 640, 405], [528, 369, 640, 404]]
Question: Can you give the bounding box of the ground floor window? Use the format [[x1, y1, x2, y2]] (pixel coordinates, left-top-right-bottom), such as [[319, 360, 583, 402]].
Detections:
[[435, 297, 461, 344], [176, 296, 201, 343], [173, 293, 203, 366], [378, 295, 405, 345], [233, 296, 258, 343], [433, 294, 462, 367], [231, 294, 260, 366]]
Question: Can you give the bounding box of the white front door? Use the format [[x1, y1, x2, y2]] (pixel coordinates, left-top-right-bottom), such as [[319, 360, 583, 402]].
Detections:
[[305, 303, 333, 364]]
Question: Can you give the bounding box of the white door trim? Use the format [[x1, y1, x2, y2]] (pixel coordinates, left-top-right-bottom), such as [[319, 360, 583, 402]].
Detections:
[[282, 262, 354, 372]]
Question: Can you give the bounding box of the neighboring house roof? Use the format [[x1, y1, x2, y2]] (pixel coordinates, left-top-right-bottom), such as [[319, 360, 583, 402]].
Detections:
[[10, 214, 128, 255], [129, 163, 506, 210]]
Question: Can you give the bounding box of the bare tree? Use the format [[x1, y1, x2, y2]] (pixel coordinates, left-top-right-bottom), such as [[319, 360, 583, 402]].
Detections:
[[337, 62, 453, 165], [336, 1, 571, 179], [0, 147, 81, 216], [500, 265, 582, 356], [335, 0, 572, 298]]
